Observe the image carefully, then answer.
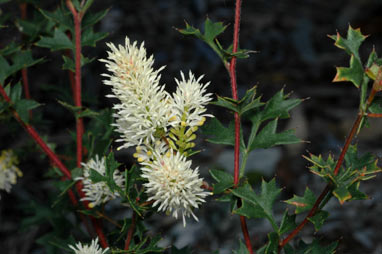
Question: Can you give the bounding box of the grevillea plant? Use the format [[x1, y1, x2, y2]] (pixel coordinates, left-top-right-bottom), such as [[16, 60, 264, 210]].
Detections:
[[0, 0, 381, 253]]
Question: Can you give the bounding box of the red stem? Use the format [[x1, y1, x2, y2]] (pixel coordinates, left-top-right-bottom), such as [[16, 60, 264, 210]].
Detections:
[[230, 0, 242, 186], [66, 1, 108, 248], [240, 216, 254, 254], [229, 0, 254, 253], [66, 0, 84, 169], [124, 212, 137, 250]]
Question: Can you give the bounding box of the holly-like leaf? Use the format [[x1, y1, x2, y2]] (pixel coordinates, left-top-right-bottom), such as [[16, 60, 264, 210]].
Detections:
[[211, 86, 263, 115], [285, 187, 316, 214], [82, 8, 109, 29], [248, 118, 300, 152], [294, 239, 338, 254], [333, 55, 364, 88], [36, 29, 74, 51], [279, 210, 297, 235], [201, 117, 245, 149], [260, 89, 302, 121], [329, 25, 368, 60], [62, 55, 94, 72], [81, 28, 108, 47], [307, 210, 329, 231], [0, 41, 21, 56], [209, 169, 234, 194], [14, 99, 41, 123], [10, 50, 44, 74], [232, 179, 281, 230], [233, 240, 250, 254], [39, 5, 73, 32]]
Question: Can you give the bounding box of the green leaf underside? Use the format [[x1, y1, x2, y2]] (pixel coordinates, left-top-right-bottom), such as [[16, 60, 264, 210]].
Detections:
[[232, 179, 281, 230], [209, 169, 234, 194], [308, 210, 329, 231], [285, 187, 316, 214]]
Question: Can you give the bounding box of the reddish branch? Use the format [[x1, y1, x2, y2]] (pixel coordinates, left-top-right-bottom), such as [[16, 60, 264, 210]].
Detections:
[[278, 89, 378, 251], [19, 3, 32, 114], [65, 1, 109, 248], [66, 0, 84, 169], [228, 0, 254, 253], [124, 212, 137, 250]]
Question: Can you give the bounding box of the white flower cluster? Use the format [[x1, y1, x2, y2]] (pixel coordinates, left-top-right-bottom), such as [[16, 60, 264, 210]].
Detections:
[[76, 155, 124, 208], [101, 37, 213, 226], [69, 238, 109, 254], [0, 150, 22, 199]]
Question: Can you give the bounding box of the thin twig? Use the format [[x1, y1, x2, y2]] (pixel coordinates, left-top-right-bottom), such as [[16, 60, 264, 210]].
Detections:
[[124, 212, 137, 250]]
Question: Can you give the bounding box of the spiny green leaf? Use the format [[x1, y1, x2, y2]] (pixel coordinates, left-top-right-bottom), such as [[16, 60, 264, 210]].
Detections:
[[329, 25, 368, 60], [14, 99, 41, 123], [348, 182, 368, 201], [333, 184, 352, 204], [10, 50, 44, 73], [89, 168, 106, 183], [201, 117, 245, 149], [285, 187, 316, 214], [36, 29, 74, 51], [261, 89, 302, 121], [209, 169, 234, 194], [39, 5, 73, 32], [81, 28, 108, 47], [248, 118, 300, 152], [0, 55, 11, 84], [0, 41, 21, 56], [294, 239, 338, 254], [82, 8, 110, 29], [333, 54, 364, 88], [232, 179, 281, 230], [62, 55, 94, 72], [308, 210, 329, 231], [279, 210, 297, 235], [204, 18, 227, 42]]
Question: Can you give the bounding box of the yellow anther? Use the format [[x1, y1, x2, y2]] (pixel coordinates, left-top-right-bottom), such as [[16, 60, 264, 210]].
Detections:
[[133, 153, 139, 158], [181, 121, 187, 127], [166, 151, 171, 158], [169, 116, 177, 121], [147, 150, 152, 156], [88, 203, 95, 209], [136, 146, 142, 152], [138, 157, 144, 163]]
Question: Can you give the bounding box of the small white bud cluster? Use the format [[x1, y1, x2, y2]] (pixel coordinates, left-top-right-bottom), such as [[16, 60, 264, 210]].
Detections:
[[69, 237, 109, 254], [76, 155, 125, 208], [0, 150, 22, 199]]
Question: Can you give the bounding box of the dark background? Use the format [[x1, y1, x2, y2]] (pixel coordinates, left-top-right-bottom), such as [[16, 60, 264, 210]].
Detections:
[[1, 0, 382, 253]]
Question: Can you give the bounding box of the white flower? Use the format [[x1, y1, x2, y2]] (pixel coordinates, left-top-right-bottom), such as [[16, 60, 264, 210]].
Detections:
[[76, 155, 125, 208], [0, 150, 22, 198], [141, 149, 211, 227], [171, 71, 213, 128], [69, 238, 109, 254], [100, 37, 172, 149]]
